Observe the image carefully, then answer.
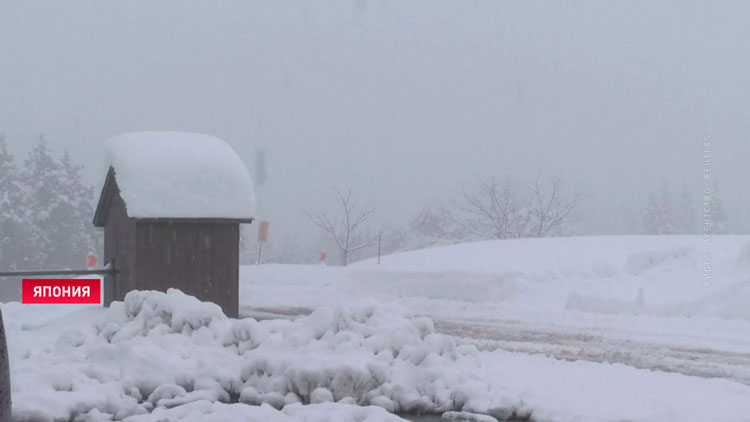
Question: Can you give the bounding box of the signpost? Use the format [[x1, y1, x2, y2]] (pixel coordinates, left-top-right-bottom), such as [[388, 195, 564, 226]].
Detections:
[[257, 221, 270, 265]]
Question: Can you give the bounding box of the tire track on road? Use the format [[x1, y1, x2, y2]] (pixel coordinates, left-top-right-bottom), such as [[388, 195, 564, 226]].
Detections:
[[434, 318, 750, 385]]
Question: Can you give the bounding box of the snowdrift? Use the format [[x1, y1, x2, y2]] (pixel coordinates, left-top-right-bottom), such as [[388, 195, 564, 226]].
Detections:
[[5, 289, 526, 421], [349, 235, 750, 320], [7, 284, 750, 421]]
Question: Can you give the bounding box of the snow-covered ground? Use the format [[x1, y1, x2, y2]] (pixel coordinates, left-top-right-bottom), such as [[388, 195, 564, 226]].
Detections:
[[4, 292, 414, 421], [240, 235, 750, 420], [246, 235, 750, 321], [5, 235, 750, 421]]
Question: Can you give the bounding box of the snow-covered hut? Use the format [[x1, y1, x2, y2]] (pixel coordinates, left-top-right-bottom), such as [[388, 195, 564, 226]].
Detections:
[[93, 132, 255, 317]]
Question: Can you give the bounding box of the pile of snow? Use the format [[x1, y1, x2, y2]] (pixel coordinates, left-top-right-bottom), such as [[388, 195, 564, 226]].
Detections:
[[5, 289, 522, 421], [105, 132, 256, 219], [7, 286, 750, 421]]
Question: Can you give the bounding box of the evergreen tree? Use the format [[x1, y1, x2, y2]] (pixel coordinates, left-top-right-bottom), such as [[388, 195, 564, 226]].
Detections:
[[676, 185, 697, 234], [643, 194, 661, 234], [712, 182, 728, 234], [643, 182, 677, 234], [21, 137, 98, 269], [50, 151, 96, 267], [657, 182, 677, 234], [24, 136, 74, 268], [0, 135, 32, 270], [22, 136, 62, 267]]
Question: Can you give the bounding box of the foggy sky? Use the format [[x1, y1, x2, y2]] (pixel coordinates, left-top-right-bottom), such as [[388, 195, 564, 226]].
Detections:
[[2, 1, 749, 239]]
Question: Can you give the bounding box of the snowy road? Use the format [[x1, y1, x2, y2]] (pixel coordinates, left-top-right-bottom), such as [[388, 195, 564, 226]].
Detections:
[[432, 317, 750, 385], [242, 305, 750, 385]]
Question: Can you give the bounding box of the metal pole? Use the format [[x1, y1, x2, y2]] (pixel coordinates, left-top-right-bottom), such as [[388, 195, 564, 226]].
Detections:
[[0, 269, 116, 278], [377, 233, 381, 265], [257, 242, 263, 266]]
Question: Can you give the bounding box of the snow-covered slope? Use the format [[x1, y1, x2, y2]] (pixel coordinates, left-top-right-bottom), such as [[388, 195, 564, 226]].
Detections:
[[354, 235, 750, 318], [245, 235, 750, 320]]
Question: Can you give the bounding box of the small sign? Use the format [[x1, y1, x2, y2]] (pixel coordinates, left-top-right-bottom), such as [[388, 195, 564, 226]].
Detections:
[[320, 251, 327, 262], [87, 252, 98, 270], [257, 221, 270, 243], [22, 279, 101, 304]]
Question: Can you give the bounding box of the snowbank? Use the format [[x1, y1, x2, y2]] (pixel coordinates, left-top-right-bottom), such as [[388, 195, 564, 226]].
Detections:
[[347, 235, 750, 320], [7, 286, 750, 421], [242, 236, 750, 327], [105, 132, 256, 219], [5, 289, 504, 421]]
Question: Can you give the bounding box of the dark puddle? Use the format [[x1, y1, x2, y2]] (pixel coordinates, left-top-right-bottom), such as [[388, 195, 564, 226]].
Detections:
[[398, 415, 443, 422]]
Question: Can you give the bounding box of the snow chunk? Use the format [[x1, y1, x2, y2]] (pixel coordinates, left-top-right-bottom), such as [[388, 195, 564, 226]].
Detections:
[[442, 411, 499, 422], [370, 395, 396, 412], [310, 387, 334, 404], [105, 132, 255, 219], [98, 289, 227, 342], [146, 384, 187, 406]]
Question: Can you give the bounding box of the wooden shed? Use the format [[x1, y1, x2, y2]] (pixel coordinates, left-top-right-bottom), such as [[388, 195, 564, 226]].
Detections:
[[93, 132, 256, 317]]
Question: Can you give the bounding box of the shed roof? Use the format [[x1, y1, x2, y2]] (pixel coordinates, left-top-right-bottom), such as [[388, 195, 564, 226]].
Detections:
[[94, 132, 256, 225]]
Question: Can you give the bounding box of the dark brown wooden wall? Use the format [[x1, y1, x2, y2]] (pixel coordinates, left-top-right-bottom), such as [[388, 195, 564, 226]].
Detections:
[[134, 222, 240, 317], [103, 181, 137, 307], [100, 177, 241, 317]]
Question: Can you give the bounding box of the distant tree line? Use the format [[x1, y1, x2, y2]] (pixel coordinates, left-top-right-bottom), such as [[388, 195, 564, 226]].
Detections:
[[378, 175, 582, 256], [1, 134, 732, 271], [0, 134, 98, 272], [643, 181, 728, 235], [245, 175, 736, 266], [240, 174, 583, 266]]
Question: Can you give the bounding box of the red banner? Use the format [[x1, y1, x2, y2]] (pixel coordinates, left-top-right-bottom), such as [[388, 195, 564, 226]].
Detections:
[[22, 279, 101, 304]]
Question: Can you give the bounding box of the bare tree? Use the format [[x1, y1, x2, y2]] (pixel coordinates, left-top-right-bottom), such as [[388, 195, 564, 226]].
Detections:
[[458, 177, 533, 239], [458, 175, 581, 239], [307, 189, 376, 265], [529, 175, 582, 237]]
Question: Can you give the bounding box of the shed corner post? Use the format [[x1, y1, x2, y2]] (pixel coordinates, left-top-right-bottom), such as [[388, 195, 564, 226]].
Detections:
[[0, 308, 12, 421], [104, 257, 116, 307]]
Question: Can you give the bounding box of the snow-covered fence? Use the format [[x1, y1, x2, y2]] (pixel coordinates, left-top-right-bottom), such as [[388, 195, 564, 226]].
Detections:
[[0, 268, 115, 278]]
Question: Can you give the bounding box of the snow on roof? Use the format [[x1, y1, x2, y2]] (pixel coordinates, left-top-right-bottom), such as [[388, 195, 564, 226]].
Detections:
[[104, 132, 256, 220]]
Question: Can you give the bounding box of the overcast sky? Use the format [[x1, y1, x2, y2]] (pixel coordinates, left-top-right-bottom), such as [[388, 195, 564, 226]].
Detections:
[[1, 1, 749, 237]]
